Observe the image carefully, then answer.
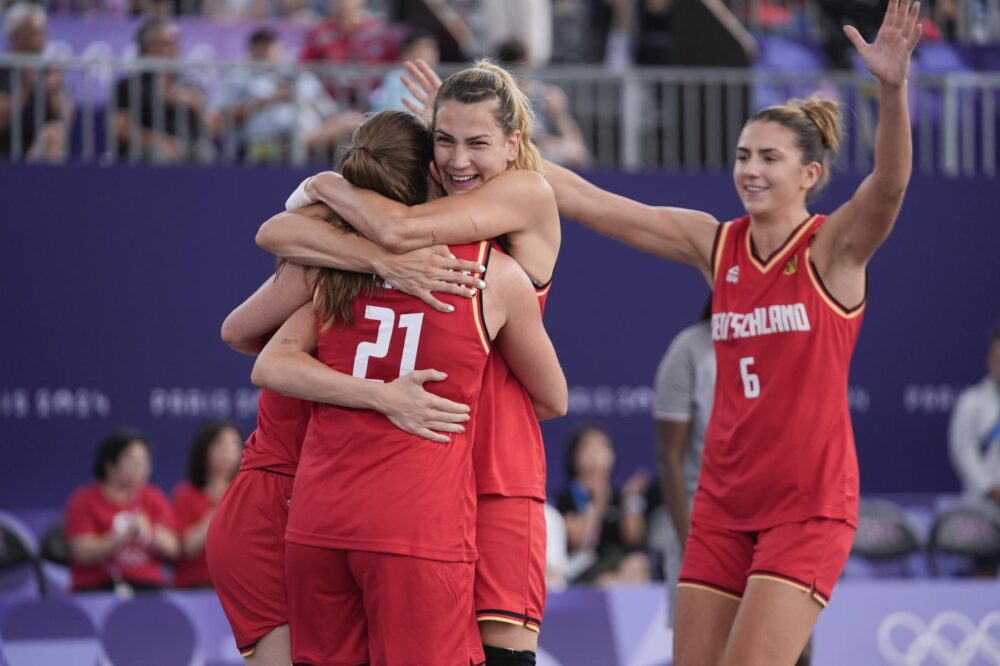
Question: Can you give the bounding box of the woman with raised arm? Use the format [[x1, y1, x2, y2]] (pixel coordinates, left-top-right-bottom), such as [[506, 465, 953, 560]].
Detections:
[[250, 108, 567, 665], [543, 4, 921, 664], [256, 61, 563, 664], [206, 110, 490, 666]]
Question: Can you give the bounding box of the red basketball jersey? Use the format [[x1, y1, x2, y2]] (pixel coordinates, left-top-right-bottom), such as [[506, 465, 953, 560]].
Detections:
[[693, 215, 864, 531], [472, 241, 551, 500], [286, 241, 492, 562], [238, 389, 310, 476]]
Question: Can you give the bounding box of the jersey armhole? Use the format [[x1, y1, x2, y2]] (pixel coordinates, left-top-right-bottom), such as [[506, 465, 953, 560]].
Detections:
[[803, 246, 867, 319], [710, 222, 730, 285], [472, 241, 493, 354]]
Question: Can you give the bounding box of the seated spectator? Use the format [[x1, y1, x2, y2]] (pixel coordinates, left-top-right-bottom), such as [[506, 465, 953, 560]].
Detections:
[[300, 0, 398, 64], [556, 423, 652, 585], [494, 39, 591, 168], [172, 420, 242, 589], [0, 3, 72, 162], [64, 430, 179, 593], [113, 17, 215, 162], [211, 27, 361, 163], [368, 28, 439, 113], [950, 324, 1000, 511]]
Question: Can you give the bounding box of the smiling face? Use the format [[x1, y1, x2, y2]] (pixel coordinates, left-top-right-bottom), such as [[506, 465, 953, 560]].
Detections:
[[733, 121, 820, 218], [433, 99, 519, 196]]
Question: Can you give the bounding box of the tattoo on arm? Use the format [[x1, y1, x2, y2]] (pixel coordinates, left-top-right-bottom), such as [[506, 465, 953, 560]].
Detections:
[[279, 338, 299, 345]]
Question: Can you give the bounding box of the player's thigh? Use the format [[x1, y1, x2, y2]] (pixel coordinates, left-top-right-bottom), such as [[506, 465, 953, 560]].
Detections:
[[479, 620, 537, 653], [244, 625, 289, 666], [351, 551, 482, 666], [285, 543, 367, 666], [720, 577, 821, 666], [673, 585, 740, 666]]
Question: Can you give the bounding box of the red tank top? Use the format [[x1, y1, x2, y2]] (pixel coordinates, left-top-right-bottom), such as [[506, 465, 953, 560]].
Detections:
[[693, 215, 864, 530], [286, 241, 491, 562], [472, 240, 550, 500], [239, 389, 310, 476]]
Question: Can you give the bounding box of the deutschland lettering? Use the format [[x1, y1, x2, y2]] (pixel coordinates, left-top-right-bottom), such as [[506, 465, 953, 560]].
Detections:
[[711, 304, 811, 341]]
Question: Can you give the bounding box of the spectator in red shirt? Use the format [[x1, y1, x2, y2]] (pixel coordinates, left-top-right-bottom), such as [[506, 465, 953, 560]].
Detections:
[[65, 430, 179, 593], [172, 420, 243, 588], [300, 0, 399, 64]]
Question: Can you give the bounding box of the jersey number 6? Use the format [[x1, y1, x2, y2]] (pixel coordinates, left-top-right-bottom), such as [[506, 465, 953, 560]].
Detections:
[[740, 356, 761, 399], [353, 305, 425, 381]]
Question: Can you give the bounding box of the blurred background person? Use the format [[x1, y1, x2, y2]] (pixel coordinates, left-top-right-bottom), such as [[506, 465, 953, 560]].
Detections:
[[0, 2, 72, 162], [210, 26, 361, 163], [652, 296, 714, 625], [64, 430, 179, 593], [172, 420, 243, 589], [482, 0, 552, 66], [557, 423, 651, 585], [299, 0, 396, 64], [368, 28, 439, 112], [386, 0, 473, 63], [950, 324, 1000, 513], [494, 38, 591, 168], [113, 17, 215, 162]]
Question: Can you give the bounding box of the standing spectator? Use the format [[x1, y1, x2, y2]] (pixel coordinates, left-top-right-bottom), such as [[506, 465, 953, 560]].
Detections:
[[113, 17, 214, 162], [556, 424, 652, 585], [950, 324, 1000, 509], [368, 29, 439, 112], [482, 0, 553, 66], [653, 296, 714, 625], [211, 27, 361, 163], [0, 3, 71, 161], [386, 0, 473, 63], [64, 430, 179, 593], [173, 421, 243, 589], [299, 0, 397, 64], [494, 39, 591, 167]]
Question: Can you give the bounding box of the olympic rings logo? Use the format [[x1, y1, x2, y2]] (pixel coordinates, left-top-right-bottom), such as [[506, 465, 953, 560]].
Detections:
[[877, 611, 1000, 665]]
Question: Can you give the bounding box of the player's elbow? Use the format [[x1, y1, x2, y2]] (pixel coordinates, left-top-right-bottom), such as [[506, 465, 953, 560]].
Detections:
[[250, 355, 276, 390], [255, 214, 285, 253], [534, 382, 569, 421]]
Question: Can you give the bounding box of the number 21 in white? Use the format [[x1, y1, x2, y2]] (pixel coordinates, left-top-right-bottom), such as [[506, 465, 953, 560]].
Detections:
[[352, 306, 424, 381], [739, 356, 761, 399]]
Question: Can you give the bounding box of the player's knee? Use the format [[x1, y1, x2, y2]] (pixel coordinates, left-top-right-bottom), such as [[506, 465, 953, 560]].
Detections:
[[483, 644, 536, 665]]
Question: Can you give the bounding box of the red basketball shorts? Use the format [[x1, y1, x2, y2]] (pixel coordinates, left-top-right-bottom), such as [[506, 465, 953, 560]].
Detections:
[[678, 516, 855, 607], [206, 469, 294, 656], [285, 542, 485, 666], [474, 495, 546, 631]]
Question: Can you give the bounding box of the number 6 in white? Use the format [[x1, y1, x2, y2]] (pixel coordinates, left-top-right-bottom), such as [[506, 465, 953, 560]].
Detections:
[[740, 356, 760, 399]]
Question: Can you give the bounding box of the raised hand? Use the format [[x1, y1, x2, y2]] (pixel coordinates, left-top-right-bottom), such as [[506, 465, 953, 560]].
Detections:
[[400, 59, 443, 128], [844, 0, 923, 88]]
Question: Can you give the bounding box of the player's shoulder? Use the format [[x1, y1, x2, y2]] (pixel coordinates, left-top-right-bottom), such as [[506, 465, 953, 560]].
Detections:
[[490, 169, 554, 199]]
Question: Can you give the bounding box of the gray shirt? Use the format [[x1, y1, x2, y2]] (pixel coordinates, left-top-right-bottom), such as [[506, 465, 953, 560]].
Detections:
[[949, 376, 1000, 499], [653, 320, 716, 500]]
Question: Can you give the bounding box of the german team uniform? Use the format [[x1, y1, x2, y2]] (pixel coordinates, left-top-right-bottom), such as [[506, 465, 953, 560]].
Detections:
[[284, 241, 491, 666], [679, 214, 863, 607], [472, 239, 551, 633], [206, 388, 310, 657]]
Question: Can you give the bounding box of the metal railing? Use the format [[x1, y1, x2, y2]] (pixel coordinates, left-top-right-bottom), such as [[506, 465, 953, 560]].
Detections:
[[1, 55, 998, 175]]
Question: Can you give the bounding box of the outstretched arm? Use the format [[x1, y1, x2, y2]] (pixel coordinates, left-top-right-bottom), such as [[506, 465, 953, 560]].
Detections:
[[251, 304, 473, 443], [543, 160, 718, 283], [816, 0, 921, 269]]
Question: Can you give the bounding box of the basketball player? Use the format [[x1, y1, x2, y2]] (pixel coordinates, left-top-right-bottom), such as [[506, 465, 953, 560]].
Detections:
[[541, 3, 922, 664], [258, 61, 561, 665], [250, 108, 567, 665], [207, 118, 494, 664]]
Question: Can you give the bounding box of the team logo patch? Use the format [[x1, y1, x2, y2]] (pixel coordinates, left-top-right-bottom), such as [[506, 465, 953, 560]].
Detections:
[[783, 256, 798, 276], [726, 266, 740, 284]]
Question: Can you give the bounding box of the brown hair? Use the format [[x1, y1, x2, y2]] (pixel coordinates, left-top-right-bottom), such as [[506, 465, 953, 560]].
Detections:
[[312, 110, 432, 329], [433, 59, 543, 172], [749, 96, 843, 199]]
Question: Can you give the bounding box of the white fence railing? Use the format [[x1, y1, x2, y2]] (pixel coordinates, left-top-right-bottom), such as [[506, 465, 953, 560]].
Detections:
[[2, 55, 998, 175]]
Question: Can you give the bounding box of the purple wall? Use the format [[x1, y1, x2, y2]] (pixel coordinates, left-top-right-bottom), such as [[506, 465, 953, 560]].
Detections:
[[0, 164, 995, 509]]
